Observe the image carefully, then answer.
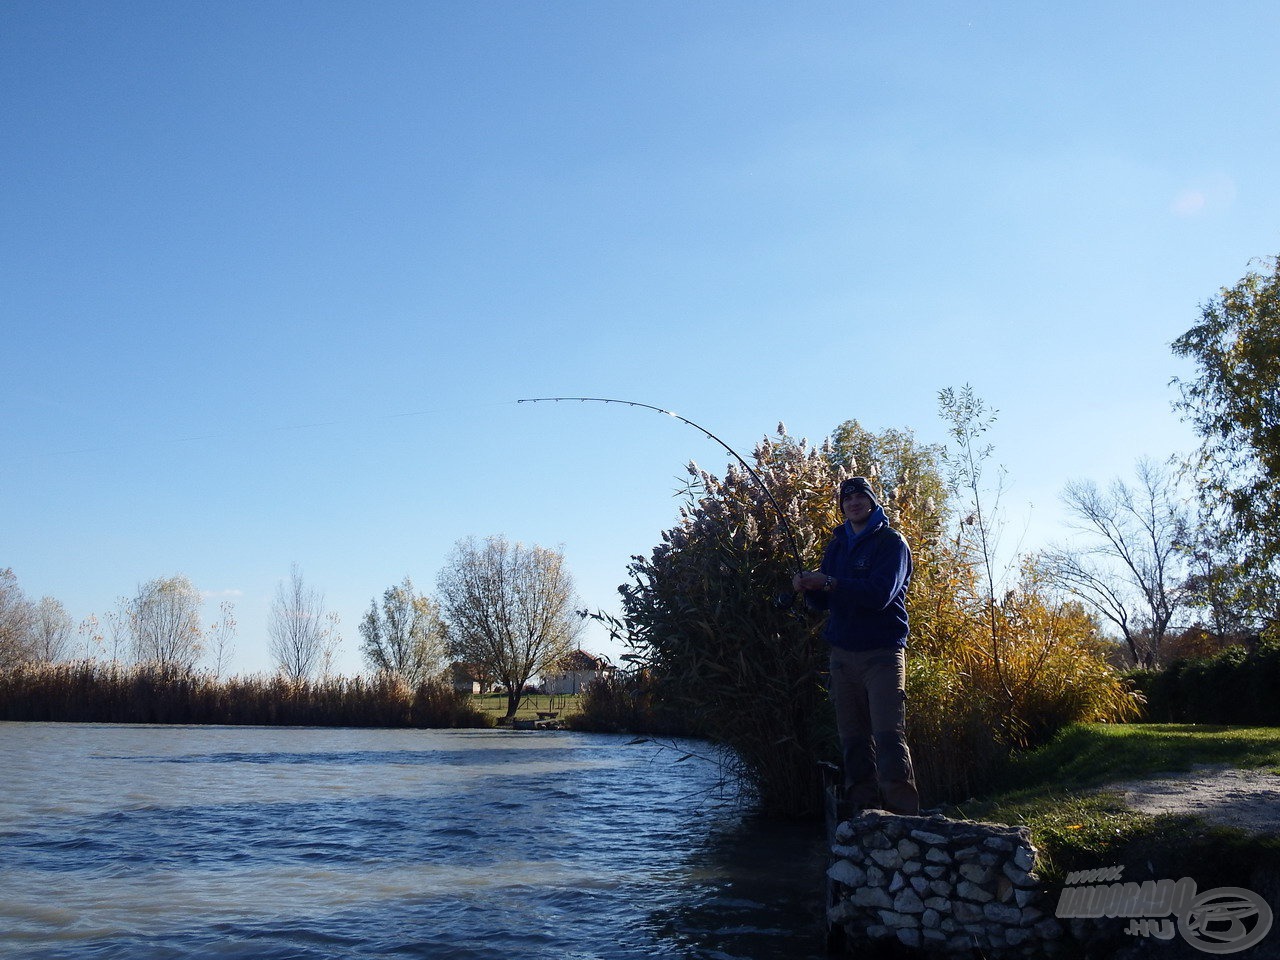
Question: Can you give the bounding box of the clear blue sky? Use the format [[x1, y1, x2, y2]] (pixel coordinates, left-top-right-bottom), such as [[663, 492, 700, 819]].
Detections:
[[4, 1, 1277, 677]]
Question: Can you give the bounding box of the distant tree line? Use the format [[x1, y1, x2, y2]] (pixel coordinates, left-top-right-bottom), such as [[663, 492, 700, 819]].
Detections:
[[1, 534, 581, 722], [0, 661, 489, 728], [0, 569, 75, 669]]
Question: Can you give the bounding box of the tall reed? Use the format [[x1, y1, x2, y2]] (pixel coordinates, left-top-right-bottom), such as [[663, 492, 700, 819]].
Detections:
[[0, 661, 492, 728], [566, 669, 696, 736]]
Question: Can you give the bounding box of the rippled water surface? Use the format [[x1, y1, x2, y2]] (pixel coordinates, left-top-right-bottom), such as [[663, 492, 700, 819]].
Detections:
[[0, 723, 828, 959]]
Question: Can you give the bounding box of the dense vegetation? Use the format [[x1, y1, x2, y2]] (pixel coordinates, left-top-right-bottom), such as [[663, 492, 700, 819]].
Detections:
[[581, 249, 1280, 817], [0, 661, 490, 728], [565, 669, 699, 737], [601, 413, 1138, 818], [1127, 640, 1280, 725], [1, 537, 582, 723]]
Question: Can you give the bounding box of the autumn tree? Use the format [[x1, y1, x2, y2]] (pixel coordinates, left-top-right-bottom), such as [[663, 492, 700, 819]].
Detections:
[[436, 536, 580, 720], [269, 564, 339, 682], [1173, 255, 1280, 635], [828, 419, 948, 551], [358, 576, 448, 684]]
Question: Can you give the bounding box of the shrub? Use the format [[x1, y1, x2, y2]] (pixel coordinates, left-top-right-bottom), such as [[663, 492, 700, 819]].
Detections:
[[1127, 640, 1280, 724], [906, 654, 1005, 801], [614, 429, 843, 817], [906, 603, 1140, 803]]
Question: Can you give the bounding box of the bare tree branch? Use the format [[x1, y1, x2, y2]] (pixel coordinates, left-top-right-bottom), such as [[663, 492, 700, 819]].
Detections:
[[269, 564, 336, 683], [1043, 458, 1191, 667], [30, 596, 75, 663]]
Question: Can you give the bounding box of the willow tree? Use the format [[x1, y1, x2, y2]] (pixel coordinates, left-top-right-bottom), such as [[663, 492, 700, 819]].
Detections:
[[358, 577, 448, 685], [436, 536, 580, 719], [123, 575, 205, 671]]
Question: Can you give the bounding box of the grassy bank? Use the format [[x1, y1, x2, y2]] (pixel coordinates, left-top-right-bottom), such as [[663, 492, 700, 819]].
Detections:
[[951, 723, 1280, 886], [468, 692, 582, 723]]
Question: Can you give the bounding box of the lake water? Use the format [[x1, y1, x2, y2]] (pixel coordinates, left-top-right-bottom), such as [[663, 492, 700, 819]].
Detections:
[[0, 723, 830, 959]]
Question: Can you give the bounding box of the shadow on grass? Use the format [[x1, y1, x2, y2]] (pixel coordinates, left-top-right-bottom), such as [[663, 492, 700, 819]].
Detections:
[[945, 723, 1280, 888], [990, 723, 1280, 800]]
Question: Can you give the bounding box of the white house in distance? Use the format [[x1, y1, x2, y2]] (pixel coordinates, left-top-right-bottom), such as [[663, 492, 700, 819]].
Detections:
[[543, 649, 614, 695]]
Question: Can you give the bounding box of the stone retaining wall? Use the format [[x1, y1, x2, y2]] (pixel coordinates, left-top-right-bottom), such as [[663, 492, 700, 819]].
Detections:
[[827, 810, 1065, 956]]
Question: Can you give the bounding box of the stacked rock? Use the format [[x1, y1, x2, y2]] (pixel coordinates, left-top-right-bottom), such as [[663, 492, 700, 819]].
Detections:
[[827, 810, 1064, 956]]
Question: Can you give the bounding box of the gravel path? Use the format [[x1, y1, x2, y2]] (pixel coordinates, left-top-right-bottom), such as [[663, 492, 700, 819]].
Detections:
[[1109, 764, 1280, 835]]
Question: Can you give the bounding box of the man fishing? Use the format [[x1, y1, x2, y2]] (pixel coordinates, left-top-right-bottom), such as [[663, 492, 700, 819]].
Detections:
[[792, 476, 920, 816]]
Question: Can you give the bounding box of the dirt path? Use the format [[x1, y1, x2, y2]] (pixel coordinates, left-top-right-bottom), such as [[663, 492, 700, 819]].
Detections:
[[1109, 764, 1280, 835]]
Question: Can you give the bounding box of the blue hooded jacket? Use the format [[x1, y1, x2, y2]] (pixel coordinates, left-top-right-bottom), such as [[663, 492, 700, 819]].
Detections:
[[805, 505, 913, 651]]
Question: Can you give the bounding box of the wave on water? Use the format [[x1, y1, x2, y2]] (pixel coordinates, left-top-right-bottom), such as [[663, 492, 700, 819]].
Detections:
[[0, 725, 829, 960]]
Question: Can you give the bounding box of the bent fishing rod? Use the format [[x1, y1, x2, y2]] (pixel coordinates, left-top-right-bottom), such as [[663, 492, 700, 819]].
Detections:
[[517, 396, 808, 579]]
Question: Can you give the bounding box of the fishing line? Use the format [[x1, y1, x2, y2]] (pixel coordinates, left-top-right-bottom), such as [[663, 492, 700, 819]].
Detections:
[[7, 400, 521, 466], [517, 396, 807, 576]]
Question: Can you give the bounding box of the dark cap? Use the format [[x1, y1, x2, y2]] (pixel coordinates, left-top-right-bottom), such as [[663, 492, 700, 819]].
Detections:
[[839, 476, 879, 506]]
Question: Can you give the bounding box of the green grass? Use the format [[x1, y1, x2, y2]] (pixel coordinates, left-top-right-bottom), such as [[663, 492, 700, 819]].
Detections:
[[996, 723, 1280, 793], [949, 723, 1280, 886], [468, 692, 582, 722]]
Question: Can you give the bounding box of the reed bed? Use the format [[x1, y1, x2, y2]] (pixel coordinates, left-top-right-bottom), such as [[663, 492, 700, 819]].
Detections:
[[0, 661, 492, 728], [567, 670, 700, 737]]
